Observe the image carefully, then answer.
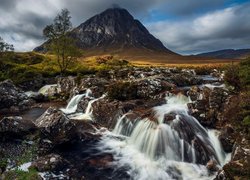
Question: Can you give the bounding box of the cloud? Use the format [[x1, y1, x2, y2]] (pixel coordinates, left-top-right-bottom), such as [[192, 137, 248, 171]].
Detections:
[[0, 0, 249, 53], [147, 3, 250, 54]]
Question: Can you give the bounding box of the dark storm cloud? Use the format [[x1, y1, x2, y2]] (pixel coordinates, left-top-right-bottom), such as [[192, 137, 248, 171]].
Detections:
[[0, 0, 18, 10], [0, 0, 249, 53]]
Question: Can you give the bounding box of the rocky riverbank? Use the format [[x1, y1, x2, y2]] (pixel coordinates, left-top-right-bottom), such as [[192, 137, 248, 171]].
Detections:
[[0, 67, 249, 179]]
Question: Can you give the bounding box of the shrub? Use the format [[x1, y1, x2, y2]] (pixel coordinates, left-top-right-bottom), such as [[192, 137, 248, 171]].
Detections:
[[224, 63, 241, 91]]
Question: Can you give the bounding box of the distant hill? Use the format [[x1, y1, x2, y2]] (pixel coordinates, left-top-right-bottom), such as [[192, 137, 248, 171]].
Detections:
[[197, 49, 250, 59]]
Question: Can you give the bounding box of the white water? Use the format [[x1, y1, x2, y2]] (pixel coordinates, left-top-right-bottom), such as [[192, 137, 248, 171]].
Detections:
[[97, 93, 229, 180], [68, 94, 106, 121], [60, 89, 92, 114]]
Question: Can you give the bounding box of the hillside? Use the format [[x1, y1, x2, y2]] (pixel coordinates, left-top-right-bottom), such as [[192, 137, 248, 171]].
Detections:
[[197, 49, 250, 59]]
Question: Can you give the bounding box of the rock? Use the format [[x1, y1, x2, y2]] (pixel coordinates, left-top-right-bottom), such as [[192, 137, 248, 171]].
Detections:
[[35, 108, 78, 145], [0, 79, 34, 111], [31, 154, 69, 172], [219, 137, 250, 179], [25, 92, 45, 102], [219, 126, 235, 153], [57, 76, 76, 96], [188, 87, 228, 128], [187, 86, 201, 101], [170, 73, 202, 87], [0, 116, 36, 138], [35, 107, 99, 154], [163, 113, 176, 123], [209, 87, 228, 109], [136, 78, 163, 99], [92, 98, 123, 129], [79, 77, 109, 97], [206, 159, 219, 172]]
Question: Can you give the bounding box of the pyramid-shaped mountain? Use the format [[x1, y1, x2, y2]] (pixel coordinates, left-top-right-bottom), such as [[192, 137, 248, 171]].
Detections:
[[35, 8, 181, 61], [70, 8, 174, 53]]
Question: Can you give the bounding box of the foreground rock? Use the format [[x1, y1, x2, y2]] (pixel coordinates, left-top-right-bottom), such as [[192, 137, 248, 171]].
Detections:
[[187, 86, 228, 128], [0, 80, 34, 112], [0, 116, 36, 139]]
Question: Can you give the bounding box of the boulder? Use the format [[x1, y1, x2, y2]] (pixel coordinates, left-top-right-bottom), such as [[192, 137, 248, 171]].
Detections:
[[34, 108, 78, 145], [0, 80, 34, 111], [219, 126, 235, 153], [187, 86, 201, 101], [206, 159, 219, 172], [35, 107, 99, 154], [57, 76, 76, 96], [0, 116, 36, 138], [218, 137, 250, 179], [92, 98, 123, 129]]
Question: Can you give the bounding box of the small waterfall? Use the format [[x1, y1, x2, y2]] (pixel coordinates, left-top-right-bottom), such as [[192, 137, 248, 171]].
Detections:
[[97, 93, 229, 180], [68, 94, 106, 121], [61, 94, 85, 114]]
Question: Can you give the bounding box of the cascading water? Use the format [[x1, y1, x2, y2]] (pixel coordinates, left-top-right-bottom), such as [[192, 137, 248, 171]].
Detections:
[[68, 94, 106, 120], [97, 93, 230, 180], [60, 89, 92, 114]]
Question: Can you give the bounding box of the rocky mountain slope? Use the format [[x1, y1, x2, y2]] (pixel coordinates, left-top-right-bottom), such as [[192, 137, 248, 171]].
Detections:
[[34, 8, 182, 61]]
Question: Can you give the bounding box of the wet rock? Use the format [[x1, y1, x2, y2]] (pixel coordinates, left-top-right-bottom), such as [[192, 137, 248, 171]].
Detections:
[[206, 159, 219, 172], [219, 126, 235, 153], [31, 154, 69, 172], [163, 113, 176, 123], [92, 98, 123, 129], [220, 137, 250, 179], [187, 86, 201, 101], [188, 87, 228, 128], [0, 79, 34, 111], [34, 108, 78, 152], [0, 116, 36, 138]]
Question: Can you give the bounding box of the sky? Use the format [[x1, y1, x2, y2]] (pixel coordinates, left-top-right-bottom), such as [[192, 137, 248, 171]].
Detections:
[[0, 0, 249, 54]]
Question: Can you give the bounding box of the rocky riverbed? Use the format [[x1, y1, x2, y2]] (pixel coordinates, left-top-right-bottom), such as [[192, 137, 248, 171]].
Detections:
[[0, 67, 249, 179]]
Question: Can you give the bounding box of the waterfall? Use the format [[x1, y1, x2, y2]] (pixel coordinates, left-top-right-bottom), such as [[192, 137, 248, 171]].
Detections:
[[60, 89, 93, 114], [68, 94, 106, 121], [96, 93, 229, 180], [60, 94, 85, 114]]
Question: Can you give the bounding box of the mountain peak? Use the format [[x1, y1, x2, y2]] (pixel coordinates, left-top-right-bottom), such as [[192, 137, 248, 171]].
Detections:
[[35, 8, 178, 58], [69, 7, 175, 54]]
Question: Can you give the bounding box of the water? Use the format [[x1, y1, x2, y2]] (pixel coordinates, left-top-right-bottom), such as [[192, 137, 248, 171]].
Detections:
[[95, 93, 229, 180], [61, 89, 106, 121], [60, 89, 93, 114], [68, 94, 106, 121]]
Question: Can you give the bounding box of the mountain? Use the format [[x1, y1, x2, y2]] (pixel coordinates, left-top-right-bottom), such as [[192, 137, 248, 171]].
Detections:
[[34, 8, 180, 61], [197, 49, 250, 59], [35, 7, 241, 64]]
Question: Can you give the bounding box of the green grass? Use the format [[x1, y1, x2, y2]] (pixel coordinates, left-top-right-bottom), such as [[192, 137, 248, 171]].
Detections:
[[4, 168, 40, 180]]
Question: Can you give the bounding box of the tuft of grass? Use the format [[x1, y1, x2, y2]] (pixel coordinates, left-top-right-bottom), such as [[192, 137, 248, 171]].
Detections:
[[4, 168, 40, 180]]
